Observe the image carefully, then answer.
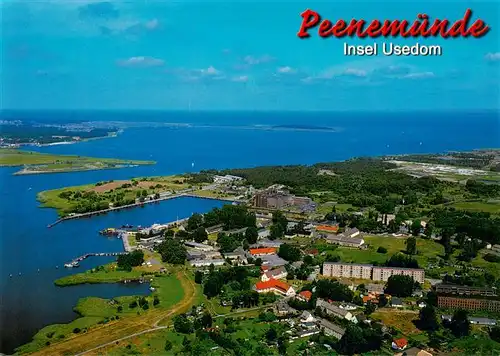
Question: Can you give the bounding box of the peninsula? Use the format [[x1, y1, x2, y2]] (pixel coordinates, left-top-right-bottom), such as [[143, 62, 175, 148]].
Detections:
[[0, 149, 155, 175]]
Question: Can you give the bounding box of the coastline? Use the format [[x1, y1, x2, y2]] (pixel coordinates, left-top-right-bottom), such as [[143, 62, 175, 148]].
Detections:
[[43, 192, 236, 226], [14, 130, 121, 148], [13, 163, 144, 176], [11, 147, 500, 355], [0, 148, 155, 174]]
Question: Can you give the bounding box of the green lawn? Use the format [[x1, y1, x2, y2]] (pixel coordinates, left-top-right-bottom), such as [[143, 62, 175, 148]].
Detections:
[[16, 294, 142, 355], [469, 251, 500, 278], [151, 274, 184, 309], [448, 333, 500, 355], [54, 263, 146, 286], [451, 201, 500, 214], [327, 235, 444, 266]]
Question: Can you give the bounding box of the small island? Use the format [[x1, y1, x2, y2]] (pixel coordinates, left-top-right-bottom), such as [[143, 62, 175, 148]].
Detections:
[[271, 124, 337, 132], [0, 149, 155, 175]]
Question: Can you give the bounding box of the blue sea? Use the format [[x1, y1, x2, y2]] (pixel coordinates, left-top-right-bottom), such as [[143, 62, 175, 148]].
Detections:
[[0, 110, 498, 353]]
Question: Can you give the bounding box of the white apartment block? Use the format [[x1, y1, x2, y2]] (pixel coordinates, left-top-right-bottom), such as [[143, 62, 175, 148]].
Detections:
[[323, 262, 425, 283], [323, 262, 373, 280], [372, 266, 425, 284]]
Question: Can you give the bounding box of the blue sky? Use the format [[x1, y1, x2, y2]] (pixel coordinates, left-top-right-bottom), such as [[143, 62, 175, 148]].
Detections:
[[1, 0, 499, 110]]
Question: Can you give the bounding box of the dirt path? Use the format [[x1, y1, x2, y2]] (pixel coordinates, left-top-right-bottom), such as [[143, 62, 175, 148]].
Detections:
[[29, 270, 196, 356]]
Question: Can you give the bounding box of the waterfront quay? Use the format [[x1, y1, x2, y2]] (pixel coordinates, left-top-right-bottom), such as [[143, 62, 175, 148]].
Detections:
[[47, 188, 238, 228]]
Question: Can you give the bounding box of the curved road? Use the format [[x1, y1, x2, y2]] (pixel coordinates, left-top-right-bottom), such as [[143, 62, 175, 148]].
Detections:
[[77, 303, 271, 355]]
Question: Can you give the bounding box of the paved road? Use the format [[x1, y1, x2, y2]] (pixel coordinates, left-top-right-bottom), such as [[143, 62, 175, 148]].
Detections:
[[74, 326, 171, 356]]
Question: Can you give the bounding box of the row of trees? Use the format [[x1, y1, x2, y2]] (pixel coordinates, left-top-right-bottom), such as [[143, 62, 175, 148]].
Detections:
[[116, 250, 144, 271], [430, 208, 500, 244]]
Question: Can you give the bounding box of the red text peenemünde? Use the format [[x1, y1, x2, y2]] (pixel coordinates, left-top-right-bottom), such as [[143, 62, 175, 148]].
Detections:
[[297, 9, 489, 39]]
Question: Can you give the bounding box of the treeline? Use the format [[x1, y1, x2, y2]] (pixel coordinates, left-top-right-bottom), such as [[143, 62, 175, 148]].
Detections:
[[465, 179, 500, 197], [187, 204, 256, 231], [188, 159, 450, 208], [429, 208, 500, 244]]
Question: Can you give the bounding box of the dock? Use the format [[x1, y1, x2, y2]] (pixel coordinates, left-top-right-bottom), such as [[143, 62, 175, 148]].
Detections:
[[64, 252, 127, 268]]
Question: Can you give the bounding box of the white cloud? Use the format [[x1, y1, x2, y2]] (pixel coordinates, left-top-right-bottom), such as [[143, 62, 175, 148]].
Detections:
[[199, 66, 220, 75], [485, 52, 500, 61], [402, 72, 435, 79], [277, 66, 296, 74], [343, 68, 367, 77], [117, 56, 164, 67], [144, 18, 159, 30], [243, 55, 274, 65], [231, 75, 248, 82]]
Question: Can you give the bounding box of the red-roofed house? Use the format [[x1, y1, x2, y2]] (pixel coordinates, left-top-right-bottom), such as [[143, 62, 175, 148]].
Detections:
[[316, 225, 339, 233], [250, 248, 277, 256], [305, 248, 319, 256], [260, 265, 270, 272], [254, 279, 296, 297], [392, 338, 408, 351], [297, 290, 312, 302]]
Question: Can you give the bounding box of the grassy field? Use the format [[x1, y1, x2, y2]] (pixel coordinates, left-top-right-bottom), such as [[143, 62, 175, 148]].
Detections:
[[0, 148, 155, 174], [37, 175, 191, 216], [371, 309, 421, 335], [315, 201, 354, 215], [321, 235, 444, 266], [20, 270, 193, 355], [451, 200, 500, 214], [447, 333, 500, 355], [54, 263, 150, 286]]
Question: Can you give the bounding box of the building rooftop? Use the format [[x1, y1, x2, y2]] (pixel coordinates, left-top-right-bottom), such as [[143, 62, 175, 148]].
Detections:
[[190, 259, 225, 265], [325, 235, 364, 245], [184, 241, 213, 249], [324, 262, 373, 267], [392, 297, 403, 305], [373, 266, 425, 272], [318, 318, 346, 336], [316, 299, 349, 317], [393, 338, 408, 349], [366, 283, 385, 292], [255, 279, 291, 293], [298, 290, 313, 301], [436, 283, 496, 292], [250, 247, 277, 255], [260, 254, 288, 267], [316, 225, 339, 233]]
